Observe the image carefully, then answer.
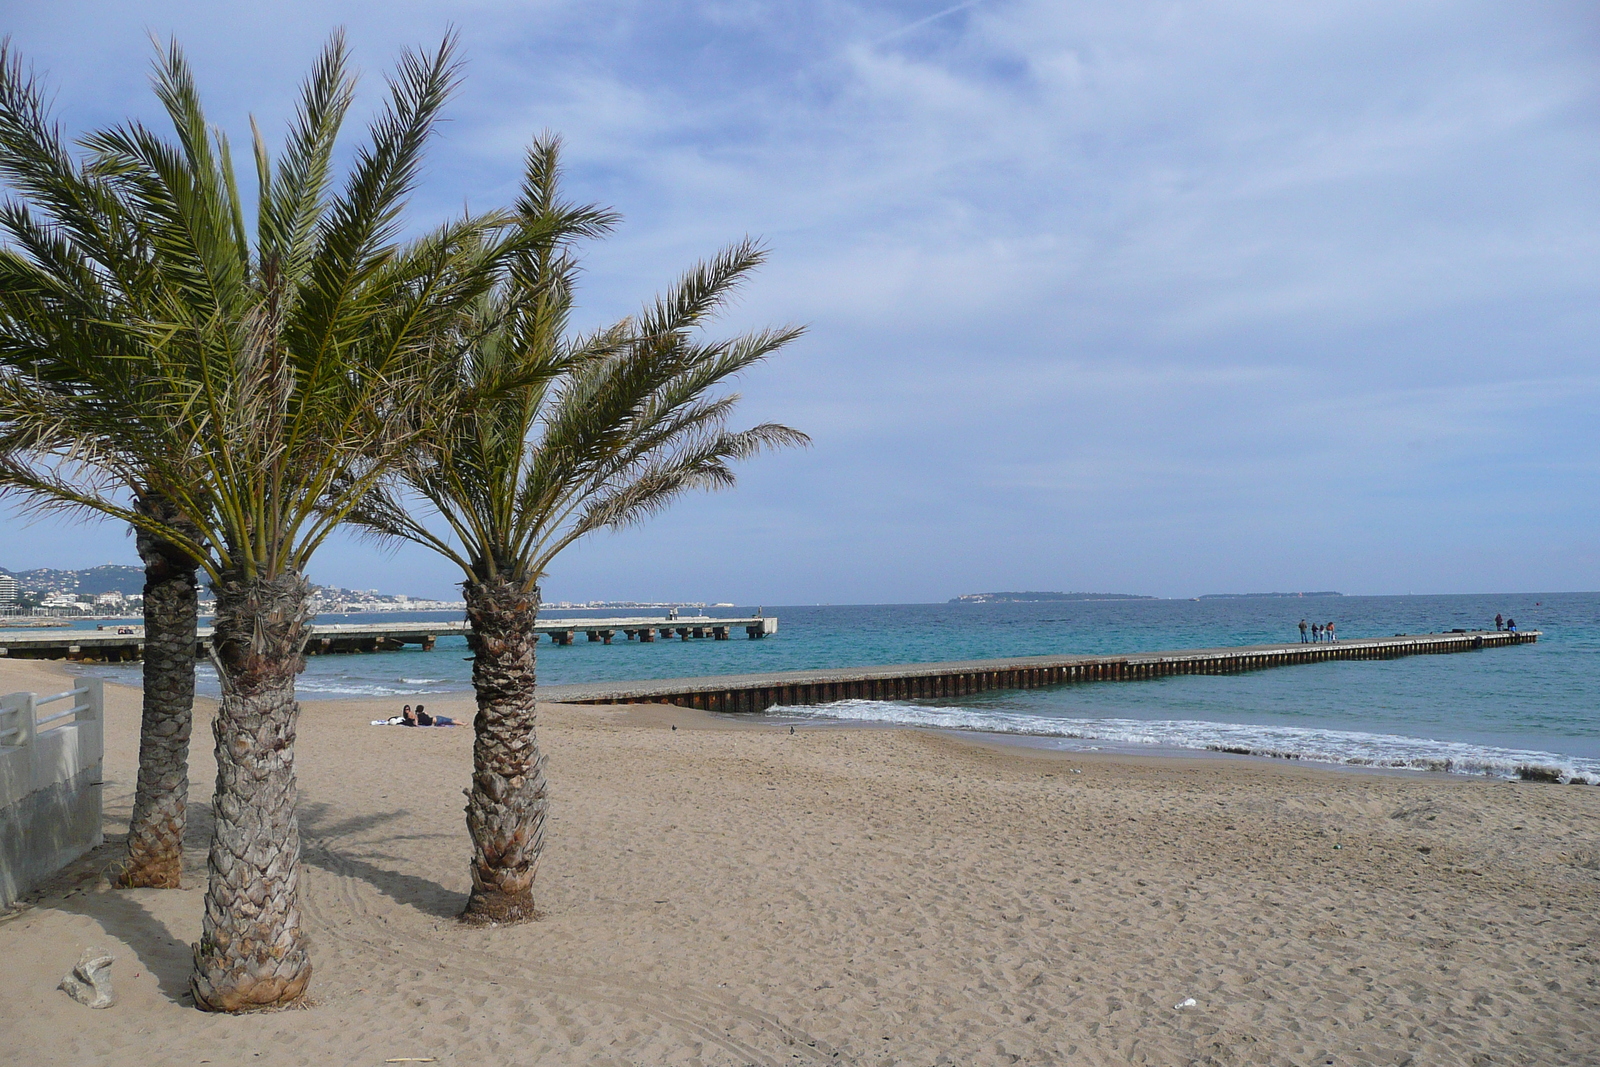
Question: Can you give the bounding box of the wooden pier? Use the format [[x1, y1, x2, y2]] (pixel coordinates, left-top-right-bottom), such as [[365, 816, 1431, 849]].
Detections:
[[541, 629, 1539, 713], [0, 615, 778, 661]]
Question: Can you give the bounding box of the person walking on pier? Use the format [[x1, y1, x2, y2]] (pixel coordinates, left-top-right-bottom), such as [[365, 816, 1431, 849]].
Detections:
[[1326, 621, 1336, 642], [1311, 622, 1321, 642], [1299, 619, 1308, 642], [1495, 613, 1504, 631], [1506, 618, 1517, 634]]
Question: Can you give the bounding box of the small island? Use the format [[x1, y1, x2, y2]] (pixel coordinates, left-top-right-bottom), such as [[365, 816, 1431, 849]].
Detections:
[[951, 591, 1157, 604]]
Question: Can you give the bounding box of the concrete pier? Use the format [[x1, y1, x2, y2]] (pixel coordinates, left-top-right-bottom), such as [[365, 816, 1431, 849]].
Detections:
[[0, 615, 778, 661], [541, 630, 1539, 714]]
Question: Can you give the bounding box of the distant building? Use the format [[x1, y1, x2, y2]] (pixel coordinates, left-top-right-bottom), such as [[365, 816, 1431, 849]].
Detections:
[[0, 574, 16, 604], [39, 593, 87, 616]]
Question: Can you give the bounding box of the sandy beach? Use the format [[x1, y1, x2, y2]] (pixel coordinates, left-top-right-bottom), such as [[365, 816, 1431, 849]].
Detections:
[[2, 657, 1598, 1066]]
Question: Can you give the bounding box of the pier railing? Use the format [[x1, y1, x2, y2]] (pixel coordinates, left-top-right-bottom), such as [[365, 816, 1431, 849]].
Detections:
[[0, 678, 104, 906]]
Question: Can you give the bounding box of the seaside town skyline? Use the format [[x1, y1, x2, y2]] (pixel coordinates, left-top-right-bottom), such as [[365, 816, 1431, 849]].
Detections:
[[0, 563, 743, 616]]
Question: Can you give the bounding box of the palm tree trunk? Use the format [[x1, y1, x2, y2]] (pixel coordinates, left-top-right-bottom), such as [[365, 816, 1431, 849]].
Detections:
[[189, 569, 314, 1012], [461, 576, 547, 925], [118, 519, 200, 888]]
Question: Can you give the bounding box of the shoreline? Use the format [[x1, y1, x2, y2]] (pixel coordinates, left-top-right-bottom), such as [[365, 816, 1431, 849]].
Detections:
[[75, 662, 1538, 784], [59, 655, 1600, 786], [3, 657, 1598, 1064], [775, 712, 1600, 783]]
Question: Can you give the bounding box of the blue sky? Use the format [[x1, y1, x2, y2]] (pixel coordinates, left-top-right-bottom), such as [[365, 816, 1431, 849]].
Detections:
[[2, 1, 1596, 602]]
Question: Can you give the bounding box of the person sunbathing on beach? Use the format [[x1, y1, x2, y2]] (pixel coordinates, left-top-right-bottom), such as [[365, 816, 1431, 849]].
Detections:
[[372, 703, 458, 726], [373, 704, 413, 725], [404, 703, 458, 727]]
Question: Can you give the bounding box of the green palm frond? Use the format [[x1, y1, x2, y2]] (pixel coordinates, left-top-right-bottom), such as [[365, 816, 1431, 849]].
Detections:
[[255, 32, 354, 292], [0, 33, 516, 585], [349, 138, 807, 589]]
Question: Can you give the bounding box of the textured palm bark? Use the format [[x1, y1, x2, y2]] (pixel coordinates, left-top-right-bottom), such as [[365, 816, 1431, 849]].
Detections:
[[118, 505, 199, 889], [461, 577, 547, 925], [189, 570, 314, 1012]]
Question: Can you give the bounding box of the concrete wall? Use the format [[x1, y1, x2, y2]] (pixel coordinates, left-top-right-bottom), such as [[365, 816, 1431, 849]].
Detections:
[[0, 680, 103, 908]]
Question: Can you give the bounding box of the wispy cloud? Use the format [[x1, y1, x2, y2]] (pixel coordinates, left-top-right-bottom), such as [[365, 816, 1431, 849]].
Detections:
[[876, 0, 991, 44], [2, 1, 1596, 599]]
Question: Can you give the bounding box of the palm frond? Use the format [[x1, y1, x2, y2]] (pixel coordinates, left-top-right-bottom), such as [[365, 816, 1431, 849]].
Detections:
[[340, 138, 807, 590], [0, 33, 517, 585]]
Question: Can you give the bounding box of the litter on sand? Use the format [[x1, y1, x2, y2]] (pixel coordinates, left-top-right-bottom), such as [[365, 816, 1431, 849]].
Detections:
[[59, 952, 115, 1009], [1174, 997, 1198, 1010]]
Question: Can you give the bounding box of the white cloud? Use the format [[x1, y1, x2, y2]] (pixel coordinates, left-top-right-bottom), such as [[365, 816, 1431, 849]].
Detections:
[[2, 1, 1596, 598]]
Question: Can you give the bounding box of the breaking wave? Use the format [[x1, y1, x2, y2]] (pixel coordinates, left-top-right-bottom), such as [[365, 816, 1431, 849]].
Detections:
[[771, 699, 1600, 784]]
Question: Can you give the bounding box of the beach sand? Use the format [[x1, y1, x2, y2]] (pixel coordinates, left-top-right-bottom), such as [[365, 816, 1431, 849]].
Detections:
[[2, 657, 1598, 1066]]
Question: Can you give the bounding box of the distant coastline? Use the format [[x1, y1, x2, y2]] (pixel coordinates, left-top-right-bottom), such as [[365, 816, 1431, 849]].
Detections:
[[950, 590, 1344, 604], [951, 591, 1156, 604], [1197, 591, 1343, 599]]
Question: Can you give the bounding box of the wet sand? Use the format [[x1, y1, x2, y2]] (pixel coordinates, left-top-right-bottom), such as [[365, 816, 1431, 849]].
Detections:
[[2, 657, 1597, 1065]]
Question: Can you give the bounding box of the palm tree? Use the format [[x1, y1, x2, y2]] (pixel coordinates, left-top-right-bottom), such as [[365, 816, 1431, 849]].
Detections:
[[0, 47, 210, 890], [0, 33, 523, 1009], [355, 137, 807, 924], [121, 498, 202, 887]]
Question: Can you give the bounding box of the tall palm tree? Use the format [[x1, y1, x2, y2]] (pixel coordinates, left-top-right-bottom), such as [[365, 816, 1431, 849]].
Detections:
[[122, 498, 202, 887], [0, 47, 209, 890], [0, 33, 524, 1009], [355, 137, 807, 924]]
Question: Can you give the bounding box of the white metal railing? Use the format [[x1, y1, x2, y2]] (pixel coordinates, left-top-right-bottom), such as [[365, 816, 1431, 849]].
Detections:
[[0, 677, 105, 907], [0, 682, 101, 746], [34, 686, 96, 731], [1, 676, 102, 793], [0, 692, 28, 747], [0, 676, 101, 746]]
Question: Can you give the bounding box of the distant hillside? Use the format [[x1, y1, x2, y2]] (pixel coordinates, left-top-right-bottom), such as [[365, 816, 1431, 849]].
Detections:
[[1197, 591, 1343, 600], [0, 564, 145, 597], [951, 591, 1156, 604], [0, 565, 452, 606]]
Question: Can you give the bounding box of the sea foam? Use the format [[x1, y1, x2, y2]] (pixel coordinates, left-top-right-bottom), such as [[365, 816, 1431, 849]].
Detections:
[[771, 699, 1600, 784]]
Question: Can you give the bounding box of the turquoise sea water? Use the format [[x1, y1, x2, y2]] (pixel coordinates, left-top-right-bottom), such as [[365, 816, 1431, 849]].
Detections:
[[70, 591, 1600, 781]]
